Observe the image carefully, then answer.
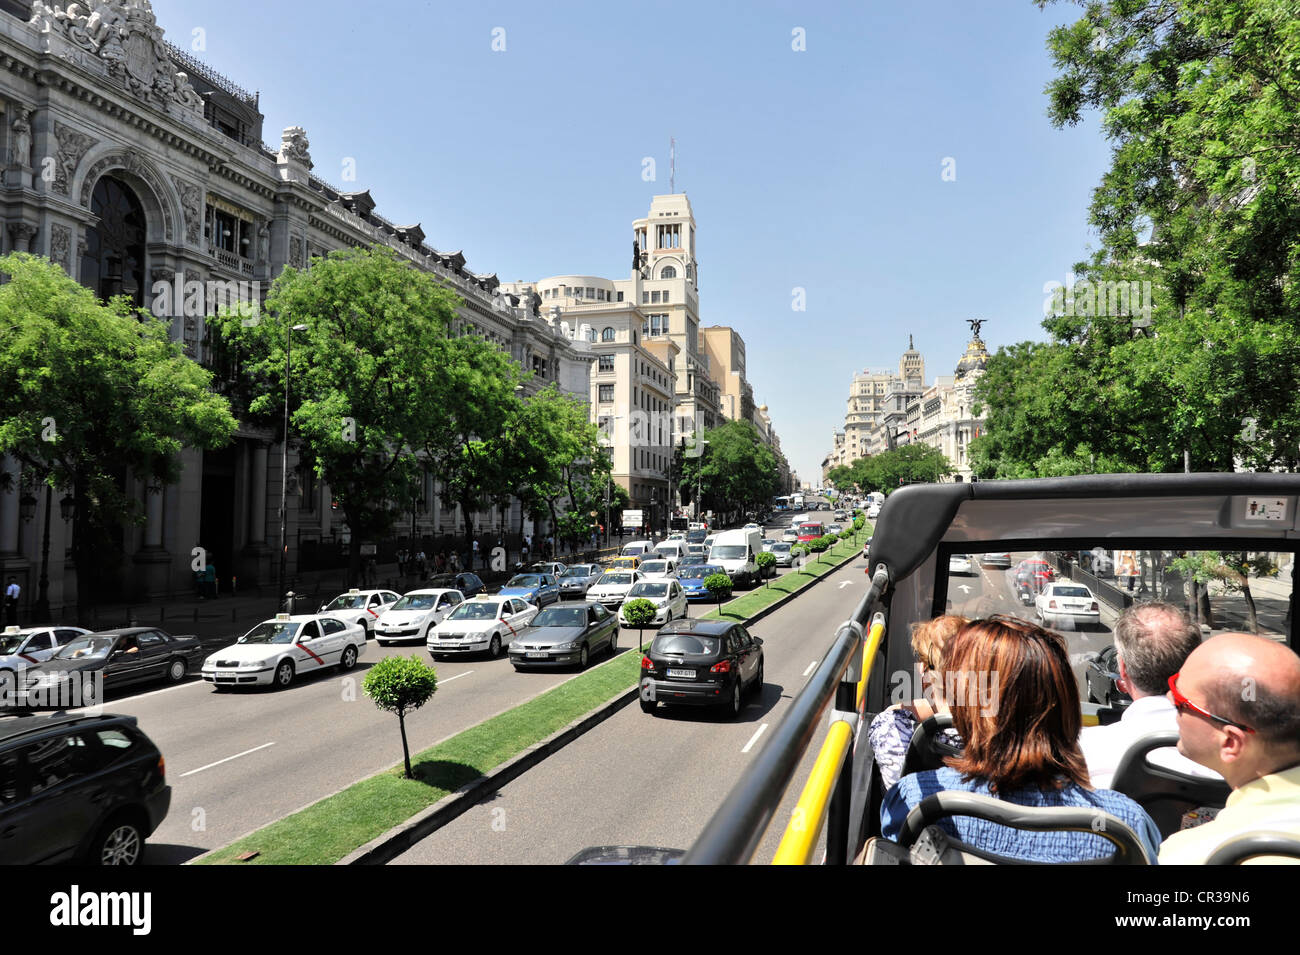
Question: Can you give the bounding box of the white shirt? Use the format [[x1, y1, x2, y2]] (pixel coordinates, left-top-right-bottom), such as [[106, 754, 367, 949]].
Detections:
[[1079, 694, 1223, 789], [4, 583, 17, 599]]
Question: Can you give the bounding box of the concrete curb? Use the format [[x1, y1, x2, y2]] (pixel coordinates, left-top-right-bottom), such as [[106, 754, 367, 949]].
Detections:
[[340, 536, 866, 865]]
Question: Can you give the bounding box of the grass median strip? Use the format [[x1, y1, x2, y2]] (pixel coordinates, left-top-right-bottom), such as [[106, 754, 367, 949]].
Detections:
[[196, 527, 869, 865]]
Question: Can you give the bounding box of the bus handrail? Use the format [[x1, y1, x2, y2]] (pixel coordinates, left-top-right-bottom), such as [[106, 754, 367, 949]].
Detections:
[[770, 720, 854, 865], [682, 566, 891, 865]]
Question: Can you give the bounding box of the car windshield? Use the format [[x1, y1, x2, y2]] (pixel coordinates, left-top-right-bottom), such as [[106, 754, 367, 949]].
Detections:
[[598, 573, 633, 586], [532, 608, 586, 628], [799, 525, 823, 535], [54, 635, 117, 659], [680, 566, 723, 580], [448, 602, 502, 621], [507, 575, 543, 588], [652, 634, 720, 656], [563, 566, 595, 578], [323, 594, 367, 610], [391, 594, 439, 611], [0, 634, 29, 654], [629, 583, 669, 598], [238, 622, 301, 645], [641, 561, 668, 574], [712, 545, 747, 560], [772, 544, 791, 553]]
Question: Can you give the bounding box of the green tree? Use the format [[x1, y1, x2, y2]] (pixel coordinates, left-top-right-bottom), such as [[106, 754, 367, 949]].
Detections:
[[755, 550, 776, 587], [213, 245, 462, 586], [704, 572, 733, 616], [363, 654, 439, 779], [621, 596, 657, 652], [679, 420, 779, 524], [0, 253, 236, 615], [860, 444, 952, 493]]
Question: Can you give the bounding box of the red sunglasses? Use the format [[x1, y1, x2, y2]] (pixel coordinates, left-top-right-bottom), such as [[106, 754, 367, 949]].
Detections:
[[1168, 673, 1256, 734]]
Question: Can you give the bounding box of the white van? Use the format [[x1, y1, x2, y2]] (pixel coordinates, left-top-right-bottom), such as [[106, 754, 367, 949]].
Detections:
[[621, 540, 655, 558], [654, 540, 688, 562], [708, 528, 762, 587]]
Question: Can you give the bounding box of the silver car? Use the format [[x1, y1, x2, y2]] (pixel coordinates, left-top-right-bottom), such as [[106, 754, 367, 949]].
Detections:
[[509, 601, 619, 670], [559, 564, 602, 598]]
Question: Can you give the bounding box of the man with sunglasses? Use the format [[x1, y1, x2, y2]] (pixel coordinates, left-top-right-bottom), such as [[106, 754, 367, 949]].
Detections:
[[1159, 632, 1300, 864]]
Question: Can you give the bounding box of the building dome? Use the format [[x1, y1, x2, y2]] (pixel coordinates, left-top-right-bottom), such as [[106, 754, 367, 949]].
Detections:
[[955, 336, 989, 379]]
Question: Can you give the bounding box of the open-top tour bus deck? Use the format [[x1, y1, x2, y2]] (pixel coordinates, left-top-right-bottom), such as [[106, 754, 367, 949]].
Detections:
[[677, 473, 1300, 865]]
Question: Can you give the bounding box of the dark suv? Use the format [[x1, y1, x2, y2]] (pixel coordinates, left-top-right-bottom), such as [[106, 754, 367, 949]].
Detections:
[[0, 713, 170, 864]]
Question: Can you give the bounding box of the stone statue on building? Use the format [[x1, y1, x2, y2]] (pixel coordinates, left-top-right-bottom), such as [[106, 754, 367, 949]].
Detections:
[[280, 126, 313, 168], [633, 238, 640, 272], [9, 107, 32, 168]]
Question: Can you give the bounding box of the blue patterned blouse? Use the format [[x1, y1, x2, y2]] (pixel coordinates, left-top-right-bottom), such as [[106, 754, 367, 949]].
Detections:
[[881, 766, 1162, 863]]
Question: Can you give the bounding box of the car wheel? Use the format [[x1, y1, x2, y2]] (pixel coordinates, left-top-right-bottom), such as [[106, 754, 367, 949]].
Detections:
[[640, 699, 657, 714], [608, 628, 617, 656], [578, 644, 589, 670], [377, 639, 390, 647], [728, 679, 743, 718], [340, 645, 358, 671], [212, 684, 230, 693], [357, 620, 370, 640], [166, 658, 187, 683], [751, 659, 764, 697], [90, 816, 144, 865], [488, 634, 502, 659], [273, 659, 294, 689]]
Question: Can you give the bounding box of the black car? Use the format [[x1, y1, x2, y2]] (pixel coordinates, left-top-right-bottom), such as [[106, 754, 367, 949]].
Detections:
[[1085, 645, 1133, 711], [0, 713, 170, 864], [17, 628, 204, 708], [640, 618, 763, 717], [427, 572, 486, 598]]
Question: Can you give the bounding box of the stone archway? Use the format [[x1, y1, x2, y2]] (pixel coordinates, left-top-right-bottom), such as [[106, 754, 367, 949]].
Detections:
[[81, 175, 148, 304]]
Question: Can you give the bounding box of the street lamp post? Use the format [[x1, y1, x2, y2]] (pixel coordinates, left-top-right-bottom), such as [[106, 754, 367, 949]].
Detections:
[[278, 323, 309, 601]]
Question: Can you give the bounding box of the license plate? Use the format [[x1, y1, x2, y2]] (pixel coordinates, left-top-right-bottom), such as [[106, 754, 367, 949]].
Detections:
[[526, 652, 549, 659], [667, 668, 694, 679], [217, 672, 235, 679]]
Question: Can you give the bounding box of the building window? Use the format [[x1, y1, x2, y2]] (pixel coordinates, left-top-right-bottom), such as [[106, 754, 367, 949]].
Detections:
[[586, 327, 597, 343], [598, 384, 614, 403], [663, 290, 670, 303], [601, 327, 615, 342], [641, 291, 649, 304], [586, 287, 595, 298], [598, 355, 615, 373], [651, 290, 661, 304], [617, 291, 624, 302], [644, 314, 668, 337], [660, 265, 677, 279]]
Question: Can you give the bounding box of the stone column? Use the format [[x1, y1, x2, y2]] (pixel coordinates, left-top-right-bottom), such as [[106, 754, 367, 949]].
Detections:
[[7, 222, 37, 253], [0, 455, 20, 557], [142, 483, 164, 550], [132, 481, 171, 599]]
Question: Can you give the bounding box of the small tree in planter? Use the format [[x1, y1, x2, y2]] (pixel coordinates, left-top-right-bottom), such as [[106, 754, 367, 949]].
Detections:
[[809, 536, 831, 565], [755, 550, 776, 587], [363, 655, 438, 779], [622, 596, 658, 652], [704, 572, 733, 616]]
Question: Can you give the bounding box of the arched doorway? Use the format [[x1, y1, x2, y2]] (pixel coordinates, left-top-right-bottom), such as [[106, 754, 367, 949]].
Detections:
[[80, 176, 147, 306]]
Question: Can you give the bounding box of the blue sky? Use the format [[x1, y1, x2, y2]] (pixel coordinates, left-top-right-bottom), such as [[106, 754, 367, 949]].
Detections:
[[155, 0, 1109, 483]]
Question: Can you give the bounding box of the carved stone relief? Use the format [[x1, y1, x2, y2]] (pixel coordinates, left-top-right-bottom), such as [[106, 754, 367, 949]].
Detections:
[[52, 121, 97, 196], [170, 175, 201, 245], [50, 223, 71, 271]]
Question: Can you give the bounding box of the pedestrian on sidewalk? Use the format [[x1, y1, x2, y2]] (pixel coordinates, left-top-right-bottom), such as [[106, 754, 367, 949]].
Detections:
[[449, 550, 461, 573], [521, 537, 529, 565], [4, 577, 18, 626]]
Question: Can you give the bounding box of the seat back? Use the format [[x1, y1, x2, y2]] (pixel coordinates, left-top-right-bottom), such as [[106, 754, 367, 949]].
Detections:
[[897, 791, 1153, 865], [901, 713, 962, 777], [1109, 731, 1230, 838], [1205, 831, 1300, 865]]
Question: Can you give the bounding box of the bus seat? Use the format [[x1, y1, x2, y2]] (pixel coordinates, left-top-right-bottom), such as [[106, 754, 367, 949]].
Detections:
[[862, 791, 1152, 865], [1108, 731, 1230, 838], [1204, 831, 1300, 865], [901, 713, 962, 777]]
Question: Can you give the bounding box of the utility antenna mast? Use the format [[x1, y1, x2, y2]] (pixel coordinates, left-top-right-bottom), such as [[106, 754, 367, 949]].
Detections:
[[670, 137, 675, 193]]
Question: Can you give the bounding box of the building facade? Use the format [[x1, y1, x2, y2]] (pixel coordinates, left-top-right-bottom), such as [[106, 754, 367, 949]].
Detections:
[[0, 0, 593, 612]]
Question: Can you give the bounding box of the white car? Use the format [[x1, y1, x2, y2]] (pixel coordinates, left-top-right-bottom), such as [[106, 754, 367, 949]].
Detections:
[[867, 504, 882, 519], [948, 554, 974, 575], [317, 588, 402, 639], [637, 559, 677, 581], [587, 570, 644, 610], [0, 624, 90, 677], [426, 595, 538, 659], [782, 526, 800, 543], [374, 589, 465, 645], [619, 579, 688, 627], [1036, 582, 1102, 630], [201, 613, 366, 689]]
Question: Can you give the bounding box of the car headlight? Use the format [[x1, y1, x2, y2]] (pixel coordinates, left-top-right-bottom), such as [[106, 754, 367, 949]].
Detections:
[[242, 660, 263, 668]]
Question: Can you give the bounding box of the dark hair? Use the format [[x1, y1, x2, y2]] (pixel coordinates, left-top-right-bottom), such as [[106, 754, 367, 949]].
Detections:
[[942, 615, 1090, 793], [1113, 602, 1200, 696]]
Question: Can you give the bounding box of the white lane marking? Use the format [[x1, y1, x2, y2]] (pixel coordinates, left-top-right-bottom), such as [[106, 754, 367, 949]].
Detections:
[[179, 741, 276, 778], [439, 671, 473, 684], [742, 723, 769, 754], [957, 584, 971, 593], [838, 580, 852, 589], [802, 660, 818, 676]]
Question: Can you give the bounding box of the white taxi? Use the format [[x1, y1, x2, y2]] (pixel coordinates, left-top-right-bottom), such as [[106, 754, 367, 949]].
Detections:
[[201, 613, 367, 689], [0, 624, 90, 676], [317, 588, 402, 639], [426, 595, 538, 660], [374, 589, 465, 645]]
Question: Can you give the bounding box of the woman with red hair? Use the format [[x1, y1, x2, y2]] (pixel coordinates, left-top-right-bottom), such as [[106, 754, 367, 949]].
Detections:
[[881, 615, 1161, 862]]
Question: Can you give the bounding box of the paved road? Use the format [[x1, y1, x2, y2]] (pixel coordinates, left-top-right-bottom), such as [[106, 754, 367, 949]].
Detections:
[[392, 542, 870, 865]]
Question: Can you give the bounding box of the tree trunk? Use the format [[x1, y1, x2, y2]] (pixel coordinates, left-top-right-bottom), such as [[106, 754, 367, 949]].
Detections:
[[72, 477, 90, 626], [1242, 582, 1259, 634], [398, 707, 412, 778], [344, 508, 363, 590], [460, 497, 476, 573]]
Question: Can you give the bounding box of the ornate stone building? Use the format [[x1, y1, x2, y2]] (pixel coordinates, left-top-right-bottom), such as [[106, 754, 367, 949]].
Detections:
[[0, 1, 592, 611]]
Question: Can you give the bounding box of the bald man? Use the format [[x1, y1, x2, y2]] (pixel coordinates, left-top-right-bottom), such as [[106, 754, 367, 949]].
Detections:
[[1159, 633, 1300, 864]]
